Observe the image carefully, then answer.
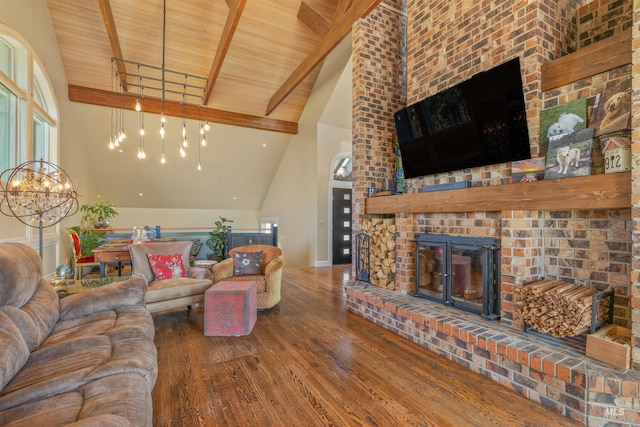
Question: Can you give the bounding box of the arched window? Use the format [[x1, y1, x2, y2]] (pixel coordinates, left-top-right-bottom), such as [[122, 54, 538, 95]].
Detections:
[[0, 24, 58, 174], [331, 155, 352, 182]]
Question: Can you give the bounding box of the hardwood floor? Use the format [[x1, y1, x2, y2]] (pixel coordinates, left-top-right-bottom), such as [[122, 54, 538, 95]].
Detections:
[[151, 266, 580, 427]]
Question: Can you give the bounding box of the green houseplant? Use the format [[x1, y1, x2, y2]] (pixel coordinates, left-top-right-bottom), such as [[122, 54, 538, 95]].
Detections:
[[206, 216, 233, 260], [70, 226, 105, 257], [80, 195, 118, 229]]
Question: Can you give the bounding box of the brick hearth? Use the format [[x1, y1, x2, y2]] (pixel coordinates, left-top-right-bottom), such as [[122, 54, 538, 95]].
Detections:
[[346, 283, 640, 426]]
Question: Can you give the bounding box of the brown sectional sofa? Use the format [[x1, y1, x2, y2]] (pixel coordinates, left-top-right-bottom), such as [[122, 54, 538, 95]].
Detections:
[[0, 242, 158, 426]]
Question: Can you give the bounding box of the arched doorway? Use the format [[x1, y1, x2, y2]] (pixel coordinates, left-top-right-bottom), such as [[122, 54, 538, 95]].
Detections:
[[330, 155, 352, 264]]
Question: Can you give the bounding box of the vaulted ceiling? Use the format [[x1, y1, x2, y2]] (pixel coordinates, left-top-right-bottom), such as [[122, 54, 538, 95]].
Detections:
[[45, 0, 380, 210], [47, 0, 382, 134]]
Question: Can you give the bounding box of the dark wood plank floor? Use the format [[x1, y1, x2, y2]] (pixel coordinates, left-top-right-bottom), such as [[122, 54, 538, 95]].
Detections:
[[152, 266, 580, 427]]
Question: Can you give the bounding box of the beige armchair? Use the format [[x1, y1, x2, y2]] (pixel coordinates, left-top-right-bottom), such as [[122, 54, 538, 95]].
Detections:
[[129, 241, 213, 313], [210, 244, 283, 309]]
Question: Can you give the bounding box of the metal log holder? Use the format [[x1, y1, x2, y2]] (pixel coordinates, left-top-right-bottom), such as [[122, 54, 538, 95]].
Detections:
[[521, 279, 615, 336], [355, 233, 370, 285]]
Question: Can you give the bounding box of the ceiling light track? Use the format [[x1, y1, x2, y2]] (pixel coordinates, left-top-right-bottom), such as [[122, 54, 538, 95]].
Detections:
[[107, 0, 210, 170], [113, 58, 207, 105]]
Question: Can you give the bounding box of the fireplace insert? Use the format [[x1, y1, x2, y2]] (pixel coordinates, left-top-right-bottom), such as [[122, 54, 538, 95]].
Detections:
[[414, 234, 500, 319]]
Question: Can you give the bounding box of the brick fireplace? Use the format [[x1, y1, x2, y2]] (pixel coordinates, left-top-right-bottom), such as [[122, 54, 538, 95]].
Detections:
[[350, 0, 639, 425]]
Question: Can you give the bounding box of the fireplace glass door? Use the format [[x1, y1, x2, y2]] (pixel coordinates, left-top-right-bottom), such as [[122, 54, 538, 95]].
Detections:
[[449, 243, 488, 314], [415, 234, 500, 319]]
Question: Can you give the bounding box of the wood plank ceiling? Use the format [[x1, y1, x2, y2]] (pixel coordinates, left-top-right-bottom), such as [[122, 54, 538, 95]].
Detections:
[[47, 0, 382, 134]]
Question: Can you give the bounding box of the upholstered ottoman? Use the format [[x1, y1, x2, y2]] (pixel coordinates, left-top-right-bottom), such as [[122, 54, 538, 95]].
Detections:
[[204, 280, 257, 336]]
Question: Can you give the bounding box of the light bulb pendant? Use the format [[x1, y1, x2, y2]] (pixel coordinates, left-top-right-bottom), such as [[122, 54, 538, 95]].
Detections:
[[140, 127, 145, 136], [161, 154, 166, 164], [183, 139, 188, 147], [201, 137, 206, 147], [160, 124, 165, 138], [179, 146, 186, 157], [204, 121, 210, 131], [108, 138, 115, 150], [197, 161, 202, 171], [135, 99, 141, 111]]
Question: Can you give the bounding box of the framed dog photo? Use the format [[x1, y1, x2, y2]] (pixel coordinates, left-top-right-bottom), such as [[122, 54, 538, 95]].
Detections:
[[539, 98, 588, 158], [589, 79, 631, 136], [544, 128, 595, 180]]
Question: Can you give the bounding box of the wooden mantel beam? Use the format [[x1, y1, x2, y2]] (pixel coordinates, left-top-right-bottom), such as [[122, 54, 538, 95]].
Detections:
[[68, 85, 297, 134], [266, 0, 382, 116], [204, 0, 247, 104], [97, 0, 128, 92]]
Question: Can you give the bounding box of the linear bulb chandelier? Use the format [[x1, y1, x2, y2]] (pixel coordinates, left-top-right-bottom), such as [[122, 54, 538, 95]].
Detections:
[[107, 0, 210, 170]]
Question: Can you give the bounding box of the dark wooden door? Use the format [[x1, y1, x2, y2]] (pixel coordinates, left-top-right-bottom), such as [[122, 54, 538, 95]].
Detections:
[[332, 188, 352, 264]]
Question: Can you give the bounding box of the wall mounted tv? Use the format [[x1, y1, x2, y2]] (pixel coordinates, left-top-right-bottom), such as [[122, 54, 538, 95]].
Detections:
[[394, 57, 531, 179]]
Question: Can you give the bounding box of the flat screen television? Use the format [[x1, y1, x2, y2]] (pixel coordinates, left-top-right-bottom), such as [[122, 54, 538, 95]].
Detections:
[[394, 58, 531, 179]]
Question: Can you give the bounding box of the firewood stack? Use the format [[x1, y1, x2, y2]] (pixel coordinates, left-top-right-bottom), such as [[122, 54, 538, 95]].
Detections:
[[518, 279, 598, 337], [361, 218, 396, 290]]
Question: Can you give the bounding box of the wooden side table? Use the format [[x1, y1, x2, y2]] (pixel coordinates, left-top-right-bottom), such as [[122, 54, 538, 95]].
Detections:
[[93, 245, 131, 278]]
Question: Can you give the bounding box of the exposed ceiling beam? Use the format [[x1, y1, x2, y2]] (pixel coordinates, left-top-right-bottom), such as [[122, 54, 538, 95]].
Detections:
[[97, 0, 128, 92], [203, 0, 247, 104], [337, 0, 354, 14], [68, 85, 298, 134], [297, 2, 332, 37], [266, 0, 381, 116]]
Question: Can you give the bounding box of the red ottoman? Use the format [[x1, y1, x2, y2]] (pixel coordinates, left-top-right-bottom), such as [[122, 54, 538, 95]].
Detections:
[[204, 280, 257, 336]]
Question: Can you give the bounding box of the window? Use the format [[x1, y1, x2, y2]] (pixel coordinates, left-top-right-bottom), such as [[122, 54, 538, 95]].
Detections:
[[332, 157, 352, 181], [0, 84, 16, 171], [0, 25, 57, 173]]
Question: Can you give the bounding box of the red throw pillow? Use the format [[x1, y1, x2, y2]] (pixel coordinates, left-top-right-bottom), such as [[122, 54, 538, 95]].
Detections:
[[147, 253, 186, 280]]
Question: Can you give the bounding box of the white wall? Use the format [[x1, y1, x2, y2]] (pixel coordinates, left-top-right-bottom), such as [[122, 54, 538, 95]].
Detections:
[[260, 37, 352, 267], [112, 207, 259, 230]]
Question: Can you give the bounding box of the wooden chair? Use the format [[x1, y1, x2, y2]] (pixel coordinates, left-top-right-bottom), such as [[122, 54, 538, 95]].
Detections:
[[67, 229, 100, 279]]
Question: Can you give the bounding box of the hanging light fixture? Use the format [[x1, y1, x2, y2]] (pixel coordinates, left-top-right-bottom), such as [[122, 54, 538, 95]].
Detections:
[[111, 0, 208, 170], [108, 59, 116, 150], [0, 160, 79, 258], [138, 78, 147, 160]]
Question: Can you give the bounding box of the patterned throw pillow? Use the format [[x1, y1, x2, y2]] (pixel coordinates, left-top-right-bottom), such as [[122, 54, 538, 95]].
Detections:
[[147, 253, 186, 280], [233, 251, 263, 275]]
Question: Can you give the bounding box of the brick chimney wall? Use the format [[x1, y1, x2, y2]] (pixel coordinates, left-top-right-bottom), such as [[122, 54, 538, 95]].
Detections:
[[352, 0, 634, 334]]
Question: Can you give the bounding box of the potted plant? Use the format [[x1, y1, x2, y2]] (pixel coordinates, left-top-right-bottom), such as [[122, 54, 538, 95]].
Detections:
[[206, 216, 233, 261], [80, 195, 118, 229]]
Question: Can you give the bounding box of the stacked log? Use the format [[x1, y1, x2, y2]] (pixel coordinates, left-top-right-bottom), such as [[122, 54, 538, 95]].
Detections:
[[518, 279, 597, 338], [361, 218, 396, 290]]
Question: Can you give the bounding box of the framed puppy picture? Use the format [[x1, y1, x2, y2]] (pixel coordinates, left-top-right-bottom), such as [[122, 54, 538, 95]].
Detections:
[[544, 128, 595, 180], [539, 98, 588, 158], [589, 79, 631, 136]]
